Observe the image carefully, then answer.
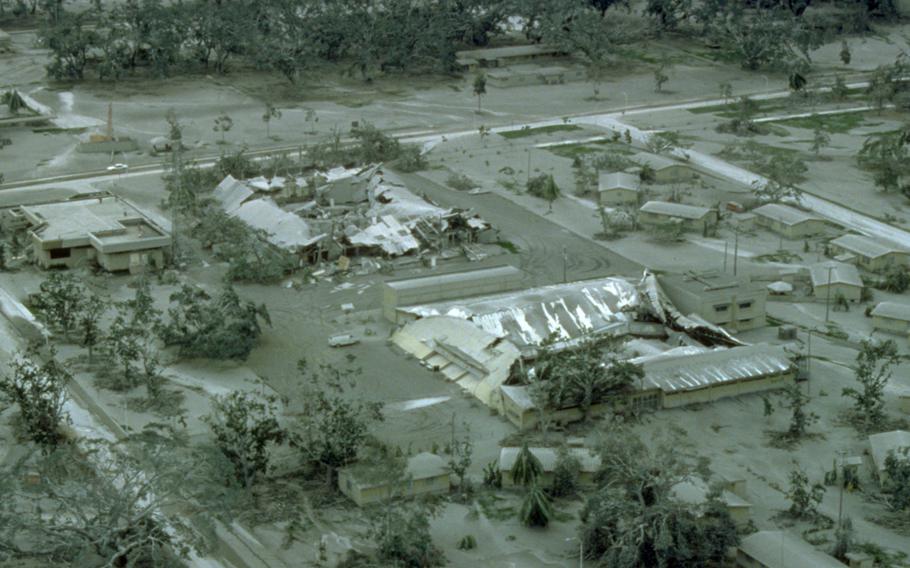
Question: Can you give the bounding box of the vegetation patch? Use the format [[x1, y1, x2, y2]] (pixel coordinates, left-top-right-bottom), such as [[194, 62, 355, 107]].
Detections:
[[772, 112, 869, 134], [498, 124, 581, 139]]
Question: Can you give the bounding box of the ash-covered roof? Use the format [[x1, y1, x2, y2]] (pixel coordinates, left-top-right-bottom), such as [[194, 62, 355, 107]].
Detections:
[[753, 203, 821, 226], [739, 531, 845, 568], [598, 171, 640, 192], [871, 301, 910, 322], [347, 215, 419, 256], [630, 344, 795, 394], [868, 430, 910, 473], [640, 201, 712, 220], [809, 261, 863, 288], [213, 175, 255, 214], [232, 199, 325, 251], [830, 233, 907, 259]]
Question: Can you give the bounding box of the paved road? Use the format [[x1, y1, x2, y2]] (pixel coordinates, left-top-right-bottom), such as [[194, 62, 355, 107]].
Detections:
[[398, 172, 643, 284]]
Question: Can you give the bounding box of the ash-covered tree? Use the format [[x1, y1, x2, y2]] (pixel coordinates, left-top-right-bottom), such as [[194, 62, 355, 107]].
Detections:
[[774, 383, 818, 445], [882, 449, 910, 513], [473, 70, 486, 112], [448, 419, 473, 495], [857, 127, 910, 196], [291, 358, 383, 486], [882, 264, 910, 293], [712, 8, 820, 71], [843, 339, 903, 432], [78, 293, 105, 363], [30, 271, 85, 341], [527, 173, 561, 212], [520, 482, 553, 528], [511, 443, 543, 487], [0, 438, 209, 567], [204, 390, 286, 489], [213, 113, 233, 144], [579, 426, 737, 567], [262, 102, 281, 138], [159, 282, 271, 360], [811, 125, 831, 156], [550, 446, 581, 498], [785, 466, 826, 520], [0, 346, 71, 449], [367, 503, 445, 568]]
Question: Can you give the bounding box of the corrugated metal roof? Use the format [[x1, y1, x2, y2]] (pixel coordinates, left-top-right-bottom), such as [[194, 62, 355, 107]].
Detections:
[[348, 215, 419, 256], [830, 234, 906, 259], [598, 171, 640, 192], [630, 344, 794, 394], [213, 175, 254, 214], [809, 261, 863, 288], [386, 265, 523, 291], [871, 301, 910, 322], [640, 201, 711, 220], [401, 277, 640, 348], [232, 199, 325, 251], [753, 203, 819, 226]]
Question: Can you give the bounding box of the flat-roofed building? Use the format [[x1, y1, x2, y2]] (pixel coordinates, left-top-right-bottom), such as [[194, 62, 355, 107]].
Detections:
[[752, 203, 828, 238], [829, 234, 910, 273], [455, 44, 563, 70], [382, 264, 526, 323], [632, 152, 695, 183], [639, 201, 717, 232], [809, 261, 863, 303], [19, 195, 170, 273], [598, 172, 640, 206], [658, 271, 767, 331], [870, 302, 910, 335], [338, 452, 450, 506], [737, 530, 846, 568]]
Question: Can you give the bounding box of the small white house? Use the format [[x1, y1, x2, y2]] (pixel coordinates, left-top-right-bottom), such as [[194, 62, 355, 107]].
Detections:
[[870, 302, 910, 335], [597, 172, 640, 206]]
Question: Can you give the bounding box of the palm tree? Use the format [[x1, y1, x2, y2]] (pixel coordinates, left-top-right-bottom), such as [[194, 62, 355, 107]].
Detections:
[[519, 482, 553, 528], [511, 443, 543, 487]]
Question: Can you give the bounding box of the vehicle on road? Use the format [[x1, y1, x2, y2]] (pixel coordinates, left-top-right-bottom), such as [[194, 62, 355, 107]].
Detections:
[[328, 333, 359, 347], [106, 163, 129, 171]]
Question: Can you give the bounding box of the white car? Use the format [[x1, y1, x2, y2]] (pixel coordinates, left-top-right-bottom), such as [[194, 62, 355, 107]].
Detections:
[[328, 334, 359, 347], [106, 163, 129, 171]]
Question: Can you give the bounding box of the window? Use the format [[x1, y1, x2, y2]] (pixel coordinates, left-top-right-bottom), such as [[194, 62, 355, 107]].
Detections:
[[49, 248, 71, 259], [713, 304, 729, 312], [738, 301, 753, 310]]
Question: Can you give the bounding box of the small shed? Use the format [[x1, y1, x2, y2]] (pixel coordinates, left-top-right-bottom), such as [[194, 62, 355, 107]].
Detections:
[[809, 261, 863, 303], [870, 302, 910, 335], [597, 172, 640, 206], [737, 530, 846, 567], [829, 234, 910, 273], [337, 452, 450, 506], [638, 201, 717, 232], [499, 447, 600, 488], [752, 203, 827, 239], [868, 430, 910, 483], [632, 152, 695, 183]]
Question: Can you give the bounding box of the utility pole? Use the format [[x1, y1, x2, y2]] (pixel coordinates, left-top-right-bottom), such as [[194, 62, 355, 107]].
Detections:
[[723, 240, 728, 273], [527, 148, 532, 188], [837, 449, 847, 526], [806, 328, 812, 396], [733, 228, 739, 276], [562, 246, 568, 283], [825, 265, 834, 322]]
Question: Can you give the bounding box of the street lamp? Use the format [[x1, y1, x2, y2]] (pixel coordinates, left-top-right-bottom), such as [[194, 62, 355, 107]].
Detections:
[[824, 265, 834, 322], [566, 537, 583, 568]]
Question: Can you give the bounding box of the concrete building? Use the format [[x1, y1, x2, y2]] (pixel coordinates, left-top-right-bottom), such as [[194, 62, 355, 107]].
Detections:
[[337, 452, 450, 506], [382, 264, 525, 323], [737, 530, 846, 567], [632, 152, 695, 183], [829, 234, 910, 273], [598, 172, 640, 206], [868, 430, 910, 482], [809, 261, 863, 303], [498, 447, 600, 488], [870, 302, 910, 335], [18, 195, 170, 273], [670, 478, 752, 526], [639, 201, 717, 232], [658, 272, 767, 331], [752, 203, 828, 238]]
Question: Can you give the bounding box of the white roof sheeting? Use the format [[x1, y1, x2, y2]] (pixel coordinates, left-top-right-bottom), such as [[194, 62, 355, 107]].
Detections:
[[348, 215, 419, 256], [213, 175, 254, 214], [830, 233, 907, 259], [640, 200, 712, 220], [599, 171, 640, 192], [400, 277, 640, 348], [767, 281, 794, 294], [868, 430, 910, 473], [809, 261, 863, 288], [753, 203, 820, 226], [671, 479, 751, 509], [630, 344, 794, 394], [232, 199, 324, 251], [739, 531, 846, 568], [870, 302, 910, 322]]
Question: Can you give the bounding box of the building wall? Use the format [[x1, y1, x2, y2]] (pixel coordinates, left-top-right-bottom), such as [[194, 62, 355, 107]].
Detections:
[[338, 473, 451, 506], [661, 371, 794, 409], [662, 283, 767, 331], [756, 217, 826, 239], [33, 244, 94, 269], [872, 315, 910, 335], [829, 245, 907, 273], [599, 189, 639, 206], [653, 166, 695, 184], [98, 249, 165, 274], [813, 282, 862, 303]]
